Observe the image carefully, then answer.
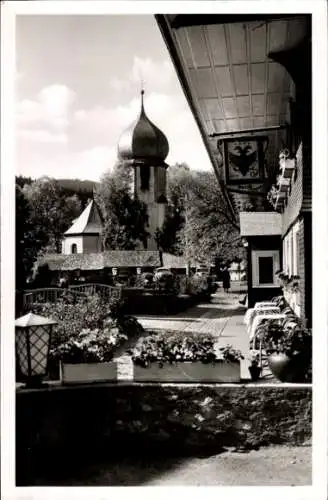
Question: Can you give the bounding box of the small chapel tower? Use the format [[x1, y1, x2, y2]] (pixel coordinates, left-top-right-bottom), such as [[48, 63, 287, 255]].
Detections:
[[62, 200, 103, 254], [117, 90, 169, 250]]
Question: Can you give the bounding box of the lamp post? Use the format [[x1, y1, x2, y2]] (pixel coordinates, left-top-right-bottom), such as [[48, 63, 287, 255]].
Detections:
[[15, 312, 57, 388]]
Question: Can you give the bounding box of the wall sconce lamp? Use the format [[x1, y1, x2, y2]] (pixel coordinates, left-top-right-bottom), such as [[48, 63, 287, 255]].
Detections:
[[242, 238, 249, 248], [15, 312, 57, 388]]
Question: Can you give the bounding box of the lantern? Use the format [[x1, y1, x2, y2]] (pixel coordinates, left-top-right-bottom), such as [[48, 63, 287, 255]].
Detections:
[[15, 312, 57, 387]]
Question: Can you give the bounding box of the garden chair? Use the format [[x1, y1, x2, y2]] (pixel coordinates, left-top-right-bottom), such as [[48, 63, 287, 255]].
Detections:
[[244, 305, 280, 328], [254, 301, 277, 309], [250, 313, 286, 350], [248, 308, 281, 340]]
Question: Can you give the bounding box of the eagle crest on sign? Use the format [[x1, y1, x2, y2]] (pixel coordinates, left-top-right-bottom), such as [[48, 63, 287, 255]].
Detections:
[[228, 142, 258, 177]]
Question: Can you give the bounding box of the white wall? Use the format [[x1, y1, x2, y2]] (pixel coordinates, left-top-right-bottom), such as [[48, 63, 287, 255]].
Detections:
[[135, 165, 166, 250], [62, 235, 101, 254], [62, 236, 83, 254]]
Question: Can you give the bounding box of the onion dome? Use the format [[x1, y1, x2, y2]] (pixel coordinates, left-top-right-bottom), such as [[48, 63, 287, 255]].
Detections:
[[118, 90, 169, 163]]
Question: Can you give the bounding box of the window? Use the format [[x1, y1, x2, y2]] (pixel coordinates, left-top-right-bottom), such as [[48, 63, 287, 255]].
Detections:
[[282, 221, 300, 276], [71, 243, 77, 254], [292, 224, 300, 275], [251, 250, 280, 287]]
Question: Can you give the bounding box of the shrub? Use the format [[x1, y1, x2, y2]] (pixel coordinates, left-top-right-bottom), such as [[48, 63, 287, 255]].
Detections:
[[30, 292, 139, 347], [52, 325, 128, 364]]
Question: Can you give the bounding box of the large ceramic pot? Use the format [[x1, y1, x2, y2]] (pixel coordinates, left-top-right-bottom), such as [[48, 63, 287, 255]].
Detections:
[[268, 352, 310, 383]]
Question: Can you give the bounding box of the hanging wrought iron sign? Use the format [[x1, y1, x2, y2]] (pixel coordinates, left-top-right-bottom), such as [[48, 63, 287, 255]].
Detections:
[[221, 136, 267, 185]]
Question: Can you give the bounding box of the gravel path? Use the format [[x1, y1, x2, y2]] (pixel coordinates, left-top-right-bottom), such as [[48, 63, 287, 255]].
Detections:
[[144, 445, 312, 486], [41, 445, 311, 486]]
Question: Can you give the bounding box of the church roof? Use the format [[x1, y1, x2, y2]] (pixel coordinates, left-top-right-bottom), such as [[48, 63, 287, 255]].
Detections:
[[64, 200, 102, 236], [117, 90, 169, 164], [38, 251, 163, 271], [38, 251, 189, 272]]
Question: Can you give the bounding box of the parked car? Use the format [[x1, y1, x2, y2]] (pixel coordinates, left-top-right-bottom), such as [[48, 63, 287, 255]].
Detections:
[[140, 272, 154, 288], [195, 265, 210, 276]]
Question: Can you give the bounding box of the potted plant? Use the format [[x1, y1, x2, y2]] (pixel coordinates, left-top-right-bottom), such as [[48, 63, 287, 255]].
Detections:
[[264, 317, 312, 383], [54, 324, 128, 384], [277, 272, 289, 288], [248, 350, 262, 381], [130, 332, 244, 383], [267, 185, 278, 208], [279, 149, 296, 179]]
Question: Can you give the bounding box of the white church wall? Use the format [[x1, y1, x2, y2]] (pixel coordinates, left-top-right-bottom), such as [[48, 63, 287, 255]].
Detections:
[[62, 237, 84, 255]]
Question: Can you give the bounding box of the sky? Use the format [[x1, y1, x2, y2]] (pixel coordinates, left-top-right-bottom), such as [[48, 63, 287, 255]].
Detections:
[[16, 14, 213, 182]]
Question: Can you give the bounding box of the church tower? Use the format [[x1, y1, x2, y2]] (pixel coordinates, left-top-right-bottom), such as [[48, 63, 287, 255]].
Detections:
[[117, 90, 169, 250]]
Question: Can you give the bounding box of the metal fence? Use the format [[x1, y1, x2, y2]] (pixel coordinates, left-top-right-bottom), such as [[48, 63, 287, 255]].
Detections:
[[22, 284, 122, 308]]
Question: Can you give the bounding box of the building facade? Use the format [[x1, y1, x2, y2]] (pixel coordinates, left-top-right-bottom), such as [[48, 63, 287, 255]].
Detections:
[[156, 14, 312, 325]]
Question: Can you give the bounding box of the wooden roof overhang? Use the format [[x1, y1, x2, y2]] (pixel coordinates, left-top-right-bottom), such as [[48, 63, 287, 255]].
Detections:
[[156, 14, 310, 221]]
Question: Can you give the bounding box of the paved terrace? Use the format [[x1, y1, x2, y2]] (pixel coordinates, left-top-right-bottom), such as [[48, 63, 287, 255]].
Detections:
[[116, 284, 274, 382]]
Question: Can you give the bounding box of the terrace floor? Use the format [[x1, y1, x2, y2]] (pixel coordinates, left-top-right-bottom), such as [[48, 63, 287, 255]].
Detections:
[[34, 444, 311, 486], [115, 283, 275, 382]]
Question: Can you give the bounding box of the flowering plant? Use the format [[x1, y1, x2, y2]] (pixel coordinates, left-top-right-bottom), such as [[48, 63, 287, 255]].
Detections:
[[131, 332, 244, 367], [276, 273, 300, 293], [52, 325, 128, 364], [261, 317, 312, 358], [248, 350, 260, 367], [267, 185, 278, 207], [283, 275, 300, 293], [218, 344, 244, 363], [131, 332, 216, 367]]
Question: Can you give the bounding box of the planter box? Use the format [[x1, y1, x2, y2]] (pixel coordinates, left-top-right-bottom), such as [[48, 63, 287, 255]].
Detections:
[[277, 176, 291, 193], [279, 158, 295, 178], [133, 361, 241, 383], [60, 361, 117, 385]]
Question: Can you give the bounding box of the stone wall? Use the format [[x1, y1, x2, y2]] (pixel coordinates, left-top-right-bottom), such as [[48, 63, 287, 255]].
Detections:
[[16, 383, 312, 485]]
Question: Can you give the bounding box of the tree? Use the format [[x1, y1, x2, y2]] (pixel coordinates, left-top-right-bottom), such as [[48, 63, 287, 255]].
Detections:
[[16, 185, 45, 289], [94, 162, 149, 250], [22, 177, 82, 253], [161, 168, 244, 264], [15, 175, 33, 189], [155, 163, 191, 253]]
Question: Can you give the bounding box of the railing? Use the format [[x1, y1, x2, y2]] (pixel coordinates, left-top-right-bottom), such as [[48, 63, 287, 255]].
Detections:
[[68, 283, 122, 300], [22, 288, 68, 308], [22, 283, 122, 308]]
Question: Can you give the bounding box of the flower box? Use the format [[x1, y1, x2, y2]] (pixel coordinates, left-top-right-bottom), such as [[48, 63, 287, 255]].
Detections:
[[279, 158, 296, 178], [60, 361, 117, 385], [274, 190, 287, 209], [277, 176, 291, 193], [133, 360, 241, 383]]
